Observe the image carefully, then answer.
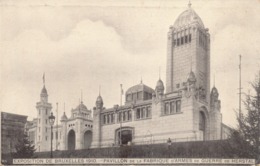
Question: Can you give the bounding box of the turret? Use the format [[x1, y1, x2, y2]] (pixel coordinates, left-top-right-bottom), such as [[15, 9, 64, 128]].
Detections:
[[209, 86, 222, 140], [96, 95, 103, 110], [91, 94, 103, 148], [155, 79, 164, 98], [210, 86, 221, 111], [187, 71, 196, 92], [40, 85, 48, 103], [60, 112, 68, 122]]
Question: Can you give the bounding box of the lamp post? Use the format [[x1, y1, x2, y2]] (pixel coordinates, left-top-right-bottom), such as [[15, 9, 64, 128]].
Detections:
[[49, 112, 55, 158], [114, 104, 122, 146]]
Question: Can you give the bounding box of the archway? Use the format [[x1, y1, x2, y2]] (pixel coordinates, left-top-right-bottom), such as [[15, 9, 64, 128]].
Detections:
[[116, 127, 133, 145], [83, 130, 92, 149], [68, 130, 75, 150], [199, 111, 206, 140]]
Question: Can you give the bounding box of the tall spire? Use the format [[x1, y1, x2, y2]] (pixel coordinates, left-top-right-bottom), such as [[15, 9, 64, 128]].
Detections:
[[213, 74, 215, 87], [81, 89, 83, 103], [43, 72, 45, 86], [188, 0, 192, 8], [159, 66, 161, 79]]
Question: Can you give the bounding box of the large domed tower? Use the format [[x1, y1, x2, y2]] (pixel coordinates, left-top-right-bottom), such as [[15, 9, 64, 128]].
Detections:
[[166, 2, 210, 103]]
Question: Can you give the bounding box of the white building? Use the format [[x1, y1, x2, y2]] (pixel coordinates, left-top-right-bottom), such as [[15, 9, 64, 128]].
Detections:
[[26, 3, 231, 152]]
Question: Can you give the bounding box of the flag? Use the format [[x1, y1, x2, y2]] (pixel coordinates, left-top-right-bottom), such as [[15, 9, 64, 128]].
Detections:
[[43, 73, 45, 84]]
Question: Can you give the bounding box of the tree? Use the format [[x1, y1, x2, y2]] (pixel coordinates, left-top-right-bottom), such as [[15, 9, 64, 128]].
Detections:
[[12, 133, 36, 158], [228, 72, 260, 162]]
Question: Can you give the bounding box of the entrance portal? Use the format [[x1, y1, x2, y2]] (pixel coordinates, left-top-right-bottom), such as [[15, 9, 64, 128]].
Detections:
[[118, 129, 132, 145], [83, 131, 92, 149], [68, 130, 75, 150]]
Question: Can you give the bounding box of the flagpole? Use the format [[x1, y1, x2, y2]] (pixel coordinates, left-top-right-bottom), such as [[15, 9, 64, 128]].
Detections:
[[120, 84, 123, 106], [56, 102, 58, 150], [119, 84, 123, 145]]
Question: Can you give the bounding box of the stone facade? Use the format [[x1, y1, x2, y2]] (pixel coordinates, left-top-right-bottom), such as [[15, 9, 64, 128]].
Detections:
[[26, 3, 232, 151], [92, 4, 229, 148], [1, 112, 27, 154], [26, 86, 93, 152]]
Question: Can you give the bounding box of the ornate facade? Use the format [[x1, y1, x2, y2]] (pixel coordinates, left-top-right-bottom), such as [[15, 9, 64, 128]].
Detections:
[[26, 85, 93, 152], [92, 3, 230, 148], [26, 3, 231, 152]]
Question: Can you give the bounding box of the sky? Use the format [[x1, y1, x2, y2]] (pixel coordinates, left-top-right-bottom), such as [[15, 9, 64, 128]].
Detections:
[[1, 0, 260, 128]]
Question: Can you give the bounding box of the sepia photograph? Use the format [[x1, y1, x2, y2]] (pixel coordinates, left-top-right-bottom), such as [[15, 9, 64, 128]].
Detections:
[[1, 0, 260, 165]]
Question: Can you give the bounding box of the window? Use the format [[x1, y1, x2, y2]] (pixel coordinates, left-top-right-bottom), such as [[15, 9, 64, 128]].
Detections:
[[137, 92, 142, 99], [39, 119, 40, 124], [46, 136, 48, 141], [173, 39, 176, 46], [133, 93, 137, 100], [107, 114, 110, 123], [141, 107, 145, 118], [170, 101, 176, 114], [39, 127, 40, 132], [119, 112, 122, 122], [163, 100, 181, 115], [176, 100, 181, 112], [127, 94, 132, 101], [136, 108, 141, 119], [181, 37, 184, 45], [46, 128, 47, 132], [185, 35, 188, 43], [189, 34, 192, 42], [111, 113, 114, 123], [46, 109, 48, 115], [103, 113, 116, 125], [56, 131, 58, 140], [39, 136, 40, 141], [136, 106, 151, 119], [146, 106, 151, 118], [103, 115, 106, 124], [39, 110, 40, 115], [164, 103, 170, 115], [128, 110, 132, 120], [123, 111, 127, 121], [46, 119, 48, 124], [199, 112, 205, 131], [177, 38, 180, 46]]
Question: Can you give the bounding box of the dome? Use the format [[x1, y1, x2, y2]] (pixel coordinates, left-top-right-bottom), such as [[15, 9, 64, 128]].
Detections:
[[76, 102, 87, 110], [211, 86, 219, 95], [96, 95, 103, 104], [41, 85, 48, 94], [187, 71, 196, 83], [173, 5, 204, 28], [156, 79, 164, 90], [61, 112, 68, 121], [126, 82, 155, 95]]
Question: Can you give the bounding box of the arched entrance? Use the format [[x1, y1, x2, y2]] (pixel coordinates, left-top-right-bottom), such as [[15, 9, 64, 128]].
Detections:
[[68, 130, 75, 150], [199, 111, 206, 140], [83, 131, 92, 149], [116, 127, 133, 145]]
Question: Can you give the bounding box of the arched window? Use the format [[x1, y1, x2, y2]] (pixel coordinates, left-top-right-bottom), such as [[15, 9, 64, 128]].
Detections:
[[199, 111, 206, 140]]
